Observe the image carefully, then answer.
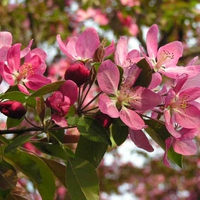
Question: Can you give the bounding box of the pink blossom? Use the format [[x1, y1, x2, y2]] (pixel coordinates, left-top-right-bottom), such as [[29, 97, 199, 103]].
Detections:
[[0, 43, 51, 94], [145, 24, 200, 78], [57, 28, 100, 61], [164, 75, 200, 134], [114, 36, 142, 74], [46, 80, 78, 127], [97, 60, 162, 130]]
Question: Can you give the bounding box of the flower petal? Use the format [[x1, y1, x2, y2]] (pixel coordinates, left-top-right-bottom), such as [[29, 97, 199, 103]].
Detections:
[[97, 60, 119, 94], [98, 94, 119, 118], [146, 24, 158, 59], [75, 28, 100, 60], [59, 80, 78, 105], [129, 129, 154, 152], [120, 107, 145, 130], [114, 36, 127, 66]]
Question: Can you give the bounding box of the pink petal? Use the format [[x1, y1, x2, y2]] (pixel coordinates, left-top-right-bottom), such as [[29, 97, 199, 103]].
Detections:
[[0, 31, 12, 48], [124, 64, 141, 87], [52, 114, 68, 127], [120, 108, 145, 130], [20, 39, 33, 58], [0, 46, 11, 61], [0, 63, 15, 85], [174, 105, 200, 129], [56, 35, 78, 60], [104, 40, 115, 58], [129, 86, 162, 111], [164, 110, 181, 138], [173, 139, 197, 155], [179, 87, 200, 102], [59, 80, 78, 105], [7, 43, 21, 71], [162, 65, 200, 79], [18, 83, 30, 95], [148, 72, 162, 90], [157, 41, 183, 67], [25, 74, 51, 90], [97, 60, 119, 94], [114, 36, 127, 66], [129, 129, 154, 152], [75, 28, 100, 60], [98, 94, 119, 118], [146, 24, 158, 59], [163, 137, 173, 167]]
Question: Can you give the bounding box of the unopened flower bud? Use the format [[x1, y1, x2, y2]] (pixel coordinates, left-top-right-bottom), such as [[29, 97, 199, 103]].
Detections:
[[0, 101, 27, 119], [95, 113, 112, 129], [64, 62, 90, 86]]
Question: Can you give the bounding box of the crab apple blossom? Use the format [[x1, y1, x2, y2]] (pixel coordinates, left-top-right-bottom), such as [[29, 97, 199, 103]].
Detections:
[[46, 80, 78, 127], [0, 43, 51, 94], [0, 100, 27, 119], [57, 27, 115, 62], [57, 28, 100, 61], [64, 62, 90, 86], [164, 75, 200, 137], [144, 24, 200, 82], [97, 59, 162, 130]]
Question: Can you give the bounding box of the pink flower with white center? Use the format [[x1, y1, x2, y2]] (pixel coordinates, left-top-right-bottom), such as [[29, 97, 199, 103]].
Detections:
[[46, 80, 78, 127], [97, 60, 162, 130], [164, 74, 200, 138], [145, 24, 200, 79], [0, 43, 51, 94]]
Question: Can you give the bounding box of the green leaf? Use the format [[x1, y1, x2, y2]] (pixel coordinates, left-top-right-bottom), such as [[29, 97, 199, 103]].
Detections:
[[36, 96, 45, 123], [33, 142, 74, 159], [66, 157, 99, 200], [75, 136, 108, 167], [134, 59, 152, 88], [77, 116, 111, 145], [0, 163, 17, 190], [5, 149, 56, 200], [4, 133, 37, 154], [145, 119, 182, 167], [6, 117, 23, 129], [28, 81, 65, 98], [0, 92, 27, 103], [112, 124, 128, 146], [42, 158, 66, 187]]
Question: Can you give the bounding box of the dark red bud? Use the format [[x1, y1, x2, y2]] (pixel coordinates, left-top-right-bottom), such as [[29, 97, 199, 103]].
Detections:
[[95, 113, 112, 129], [0, 101, 27, 119], [64, 62, 90, 86]]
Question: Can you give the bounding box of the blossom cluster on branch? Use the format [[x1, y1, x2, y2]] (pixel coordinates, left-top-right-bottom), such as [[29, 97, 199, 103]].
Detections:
[[0, 24, 200, 199]]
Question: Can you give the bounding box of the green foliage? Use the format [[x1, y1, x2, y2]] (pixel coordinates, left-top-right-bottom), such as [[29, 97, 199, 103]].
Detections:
[[77, 116, 111, 145], [66, 157, 99, 200]]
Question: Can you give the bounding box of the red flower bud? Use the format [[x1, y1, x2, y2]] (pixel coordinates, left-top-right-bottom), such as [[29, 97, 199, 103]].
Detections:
[[64, 62, 90, 86], [0, 101, 27, 119], [95, 113, 112, 129]]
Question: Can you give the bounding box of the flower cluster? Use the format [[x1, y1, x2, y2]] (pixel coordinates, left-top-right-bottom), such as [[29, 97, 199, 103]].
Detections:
[[1, 24, 200, 169]]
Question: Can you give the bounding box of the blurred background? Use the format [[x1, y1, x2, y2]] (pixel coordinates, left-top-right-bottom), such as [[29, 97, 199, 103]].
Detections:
[[1, 0, 200, 199]]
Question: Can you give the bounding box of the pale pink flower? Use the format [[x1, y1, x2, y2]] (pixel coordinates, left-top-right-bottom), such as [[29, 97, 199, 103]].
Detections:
[[97, 60, 162, 130], [0, 43, 51, 94]]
